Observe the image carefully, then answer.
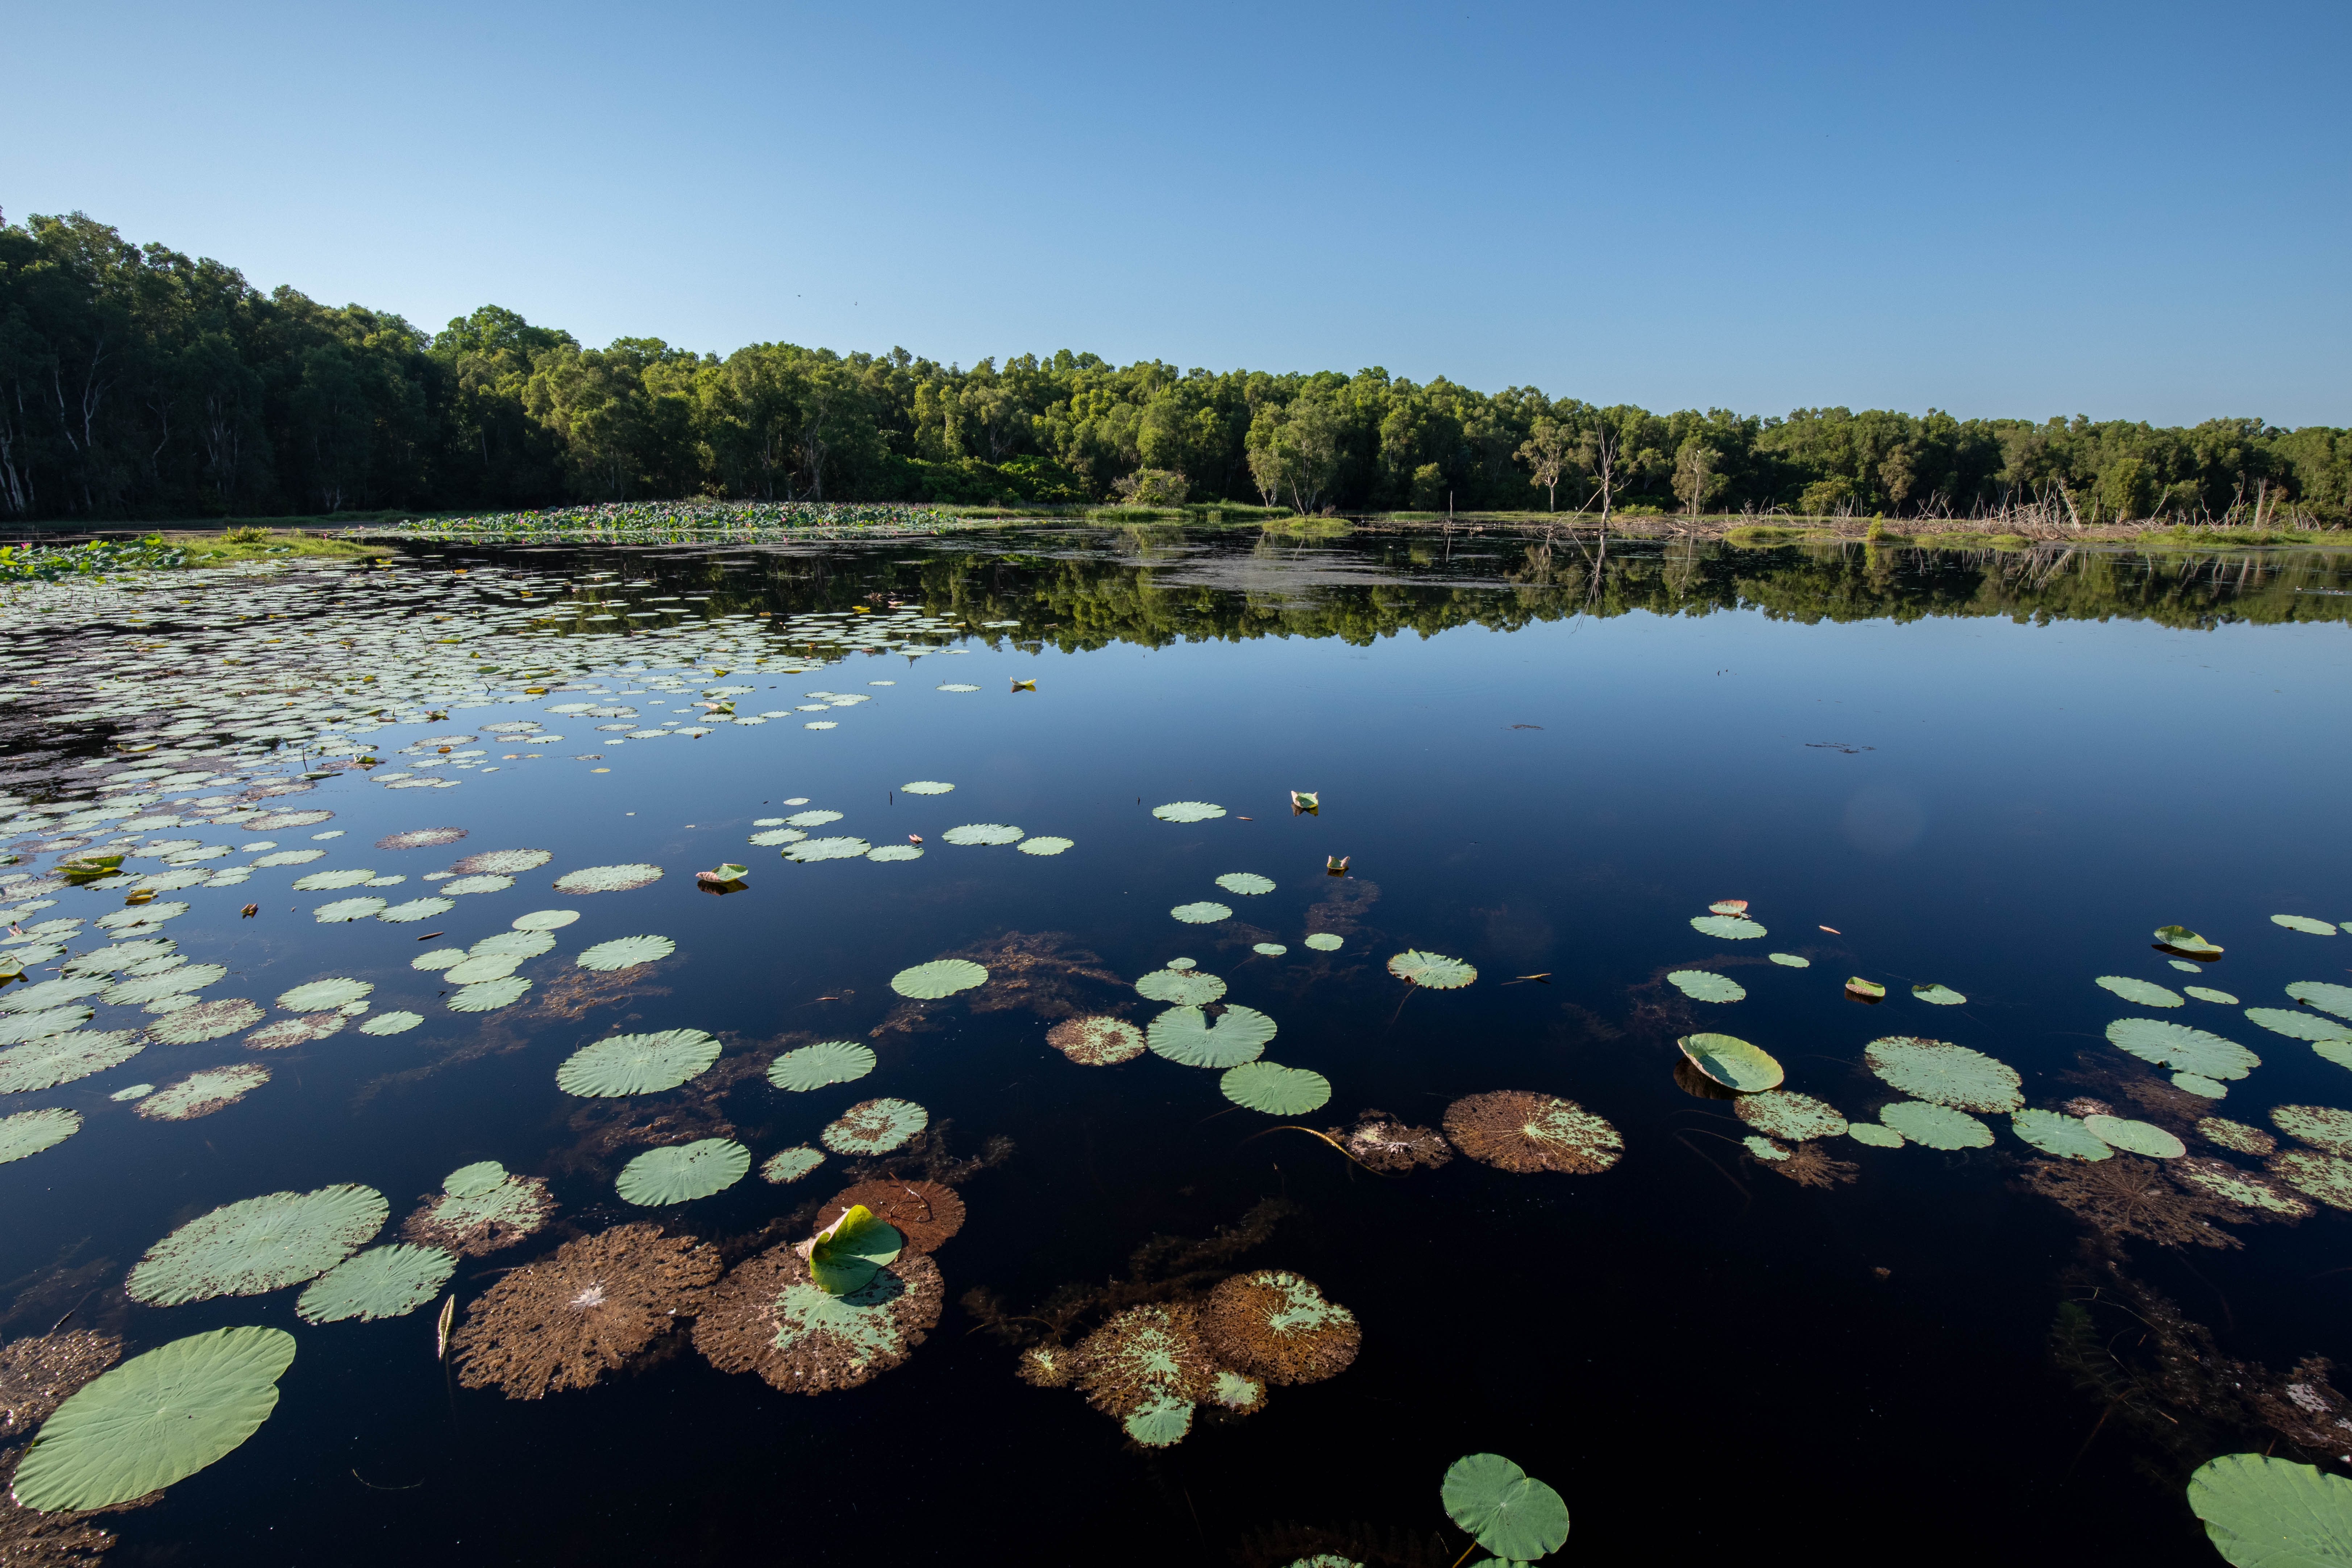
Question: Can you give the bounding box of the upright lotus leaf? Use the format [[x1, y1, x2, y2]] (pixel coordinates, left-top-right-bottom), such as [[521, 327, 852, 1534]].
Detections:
[[800, 1203, 904, 1295], [2098, 976, 2183, 1008], [1388, 951, 1476, 989], [1735, 1091, 1849, 1143], [1443, 1091, 1623, 1174], [821, 1098, 930, 1155], [1911, 983, 1966, 1005], [9, 1327, 296, 1511], [1047, 1016, 1146, 1065], [2084, 1114, 2186, 1158], [1152, 802, 1225, 823], [2155, 925, 2222, 956], [0, 1106, 80, 1164], [2246, 1007, 2352, 1044], [2186, 1453, 2352, 1568], [1878, 1100, 1992, 1150], [1200, 1270, 1359, 1385], [1137, 969, 1226, 1006], [276, 977, 372, 1012], [616, 1139, 751, 1205], [1691, 915, 1767, 939], [0, 1030, 144, 1094], [553, 862, 663, 894], [2010, 1109, 2112, 1161], [1845, 977, 1886, 1001], [128, 1184, 388, 1304], [577, 935, 675, 972], [1171, 901, 1233, 924], [2273, 915, 2338, 936], [1708, 899, 1749, 916], [557, 1029, 722, 1096], [1441, 1454, 1572, 1562], [1862, 1037, 2022, 1112], [295, 1243, 457, 1323], [2291, 982, 2352, 1022], [2107, 1018, 2260, 1080], [890, 960, 988, 999], [1678, 1033, 1784, 1093], [1221, 1062, 1332, 1115], [1668, 970, 1745, 1003], [2272, 1106, 2352, 1157], [1216, 873, 1276, 895], [768, 1040, 877, 1092], [1148, 1005, 1278, 1068]]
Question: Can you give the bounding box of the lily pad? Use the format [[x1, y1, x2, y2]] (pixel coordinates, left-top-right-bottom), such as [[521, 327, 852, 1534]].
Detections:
[[577, 935, 676, 973], [1676, 1033, 1783, 1093], [783, 836, 870, 862], [1847, 1122, 1904, 1148], [128, 1184, 388, 1304], [2186, 1453, 2352, 1568], [2272, 1149, 2352, 1210], [1388, 951, 1477, 989], [276, 977, 373, 1012], [0, 1030, 145, 1093], [1690, 914, 1767, 940], [1303, 933, 1344, 952], [2155, 925, 2223, 956], [512, 908, 582, 931], [2106, 1017, 2261, 1081], [2186, 986, 2240, 1005], [2290, 982, 2352, 1022], [1138, 969, 1227, 1005], [2246, 1007, 2352, 1043], [1216, 873, 1276, 895], [8, 1326, 297, 1511], [447, 976, 531, 1012], [2272, 1106, 2352, 1157], [890, 959, 988, 999], [1221, 1062, 1331, 1115], [2098, 976, 2183, 1008], [1667, 970, 1745, 1003], [553, 862, 663, 894], [821, 1097, 930, 1155], [1879, 1100, 1992, 1149], [941, 823, 1023, 846], [0, 1106, 80, 1164], [1734, 1090, 1849, 1142], [557, 1028, 722, 1097], [616, 1138, 751, 1204], [1441, 1453, 1571, 1562], [1745, 1135, 1789, 1161], [1152, 802, 1226, 823], [440, 875, 514, 896], [768, 1040, 877, 1093], [378, 896, 457, 923], [803, 1205, 904, 1295], [1148, 1005, 1278, 1068], [2084, 1114, 2185, 1158], [1911, 983, 1967, 1006], [356, 1011, 424, 1036], [1046, 1016, 1146, 1065], [1767, 953, 1811, 968], [1014, 836, 1073, 856], [1862, 1037, 2023, 1112], [762, 1147, 824, 1184], [313, 897, 387, 923], [2011, 1108, 2112, 1161], [295, 1243, 456, 1323], [2273, 915, 2338, 936], [900, 781, 955, 794], [782, 810, 842, 828], [867, 844, 923, 861]]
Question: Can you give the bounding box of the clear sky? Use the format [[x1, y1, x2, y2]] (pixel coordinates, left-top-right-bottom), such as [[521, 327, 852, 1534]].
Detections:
[[6, 0, 2345, 427]]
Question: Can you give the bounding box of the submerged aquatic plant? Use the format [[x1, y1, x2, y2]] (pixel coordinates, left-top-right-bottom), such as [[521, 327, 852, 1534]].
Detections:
[[8, 1327, 296, 1512], [1442, 1091, 1622, 1174], [1046, 1015, 1146, 1065], [1199, 1271, 1359, 1386], [2019, 1154, 2247, 1248], [127, 1184, 388, 1304], [451, 1223, 722, 1399], [691, 1241, 944, 1395]]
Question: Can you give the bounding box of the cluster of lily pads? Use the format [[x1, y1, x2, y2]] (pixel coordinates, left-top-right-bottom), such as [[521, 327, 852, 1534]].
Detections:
[[344, 500, 971, 545]]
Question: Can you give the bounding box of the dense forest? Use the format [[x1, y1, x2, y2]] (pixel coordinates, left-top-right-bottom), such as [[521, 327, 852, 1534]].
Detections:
[[3, 210, 2347, 526]]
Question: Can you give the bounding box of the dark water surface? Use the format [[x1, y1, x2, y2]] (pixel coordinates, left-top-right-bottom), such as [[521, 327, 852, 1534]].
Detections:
[[7, 530, 2352, 1566]]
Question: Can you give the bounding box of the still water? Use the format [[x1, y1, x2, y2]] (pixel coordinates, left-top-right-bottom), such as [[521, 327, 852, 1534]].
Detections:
[[4, 529, 2351, 1566]]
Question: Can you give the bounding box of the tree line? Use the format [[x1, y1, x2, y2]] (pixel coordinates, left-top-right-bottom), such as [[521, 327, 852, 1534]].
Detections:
[[4, 209, 2346, 525]]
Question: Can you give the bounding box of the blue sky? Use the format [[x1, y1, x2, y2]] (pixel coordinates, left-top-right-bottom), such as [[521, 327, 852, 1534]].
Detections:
[[6, 0, 2345, 426]]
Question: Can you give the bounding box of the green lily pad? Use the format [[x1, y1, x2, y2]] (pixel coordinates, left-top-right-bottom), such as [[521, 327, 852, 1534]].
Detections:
[[890, 959, 988, 999], [1172, 901, 1233, 924], [2083, 1114, 2185, 1157], [1667, 970, 1745, 1003], [1216, 873, 1276, 895], [2272, 1149, 2352, 1210], [1388, 951, 1476, 989], [291, 868, 377, 891], [1253, 943, 1288, 956], [276, 977, 373, 1012], [557, 1028, 722, 1097], [471, 930, 557, 958], [2246, 1007, 2352, 1043], [2174, 1073, 2228, 1098], [1879, 1100, 1992, 1150], [0, 1006, 95, 1043], [512, 908, 582, 931], [148, 999, 265, 1044], [1152, 802, 1225, 823], [553, 862, 663, 894], [2291, 982, 2352, 1022], [2186, 986, 2240, 1005], [313, 896, 387, 923], [941, 823, 1023, 846], [1148, 1005, 1277, 1068], [761, 1147, 824, 1184], [577, 934, 676, 972], [1015, 836, 1073, 856], [821, 1097, 930, 1155], [901, 781, 955, 794], [1138, 968, 1226, 1005], [2106, 1018, 2260, 1080], [1862, 1037, 2023, 1112], [2155, 925, 2223, 956], [2011, 1109, 2112, 1161], [2097, 976, 2183, 1008], [1221, 1062, 1331, 1115], [2272, 1106, 2352, 1157], [378, 896, 457, 923], [1441, 1453, 1571, 1562], [1911, 983, 1966, 1006], [0, 1106, 80, 1163], [1847, 1122, 1904, 1148], [1123, 1393, 1194, 1447], [616, 1138, 750, 1204], [1676, 1033, 1783, 1093], [867, 844, 924, 861], [295, 1243, 456, 1323], [128, 1184, 388, 1304], [1690, 915, 1767, 939], [9, 1326, 297, 1510], [1734, 1090, 1848, 1142], [2187, 1453, 2352, 1568], [0, 1030, 144, 1094], [1303, 933, 1344, 952], [2273, 915, 2338, 936], [768, 1040, 877, 1092], [784, 836, 871, 861], [447, 975, 531, 1012], [1767, 953, 1811, 968]]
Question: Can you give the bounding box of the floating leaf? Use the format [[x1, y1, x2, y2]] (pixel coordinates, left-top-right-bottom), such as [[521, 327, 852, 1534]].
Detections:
[[2186, 986, 2240, 1005], [0, 1006, 94, 1044], [2273, 915, 2338, 936], [553, 862, 663, 894], [1735, 1091, 1848, 1142], [762, 1147, 824, 1184], [942, 824, 1023, 846], [2186, 1453, 2352, 1567], [783, 836, 870, 862], [1015, 836, 1073, 856], [1148, 1005, 1277, 1068], [448, 975, 531, 1012], [802, 1203, 903, 1294], [512, 908, 582, 931], [2083, 1114, 2185, 1158], [378, 896, 456, 923], [1879, 1100, 1992, 1149], [557, 1028, 722, 1097], [1137, 969, 1226, 1006], [1847, 1122, 1904, 1148], [1216, 873, 1276, 895], [2272, 1149, 2352, 1210], [1302, 933, 1344, 952], [313, 896, 387, 923], [440, 874, 515, 895], [2011, 1109, 2113, 1161], [1221, 1062, 1331, 1115], [8, 1327, 296, 1511], [577, 935, 676, 973], [0, 1106, 80, 1164], [1691, 915, 1767, 939], [769, 1040, 877, 1092], [128, 1184, 388, 1304], [1667, 970, 1745, 1003], [1443, 1091, 1622, 1174], [1047, 1015, 1146, 1065], [1863, 1037, 2023, 1112], [1171, 901, 1233, 924], [748, 828, 806, 847], [1768, 953, 1811, 968], [1708, 899, 1749, 916], [0, 1030, 144, 1093], [276, 977, 373, 1012], [2098, 976, 2183, 1008], [867, 844, 923, 861], [2290, 983, 2352, 1022], [1441, 1453, 1572, 1562], [1745, 1134, 1789, 1161], [472, 930, 557, 958], [2155, 925, 2223, 956], [616, 1138, 750, 1204], [1845, 977, 1886, 1001], [2107, 1017, 2261, 1080], [1677, 1033, 1784, 1092], [2272, 1106, 2352, 1157], [822, 1098, 929, 1154], [890, 959, 988, 999], [291, 869, 376, 891], [2245, 1007, 2352, 1043], [1911, 983, 1966, 1005], [357, 1011, 423, 1036], [900, 781, 955, 795], [134, 1065, 269, 1121], [1152, 802, 1226, 823], [295, 1244, 456, 1323], [1388, 951, 1476, 989]]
